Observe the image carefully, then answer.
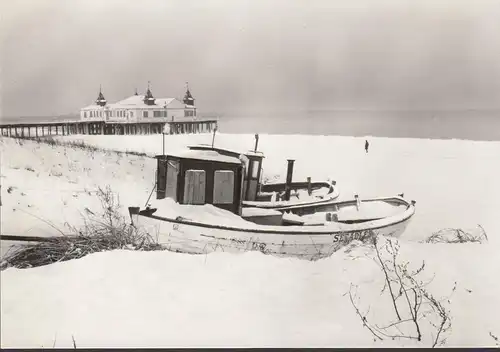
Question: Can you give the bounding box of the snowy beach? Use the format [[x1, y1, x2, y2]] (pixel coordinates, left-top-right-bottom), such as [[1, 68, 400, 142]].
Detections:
[[1, 133, 500, 348]]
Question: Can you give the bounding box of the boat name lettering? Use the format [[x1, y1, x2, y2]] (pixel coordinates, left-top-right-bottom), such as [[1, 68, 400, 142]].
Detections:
[[333, 230, 372, 242], [251, 241, 267, 252]]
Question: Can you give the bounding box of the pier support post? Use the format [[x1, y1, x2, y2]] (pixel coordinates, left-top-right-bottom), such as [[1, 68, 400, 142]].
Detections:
[[284, 159, 295, 201]]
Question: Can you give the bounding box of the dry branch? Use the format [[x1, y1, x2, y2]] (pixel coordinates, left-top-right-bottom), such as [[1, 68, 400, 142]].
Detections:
[[1, 185, 164, 270], [425, 225, 488, 244], [349, 236, 454, 347]]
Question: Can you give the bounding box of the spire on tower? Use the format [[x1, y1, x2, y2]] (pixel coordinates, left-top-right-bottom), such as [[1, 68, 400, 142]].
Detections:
[[143, 81, 156, 105], [95, 85, 107, 107], [183, 82, 195, 106]]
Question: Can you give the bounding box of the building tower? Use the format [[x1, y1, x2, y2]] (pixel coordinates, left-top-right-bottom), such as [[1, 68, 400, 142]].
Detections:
[[143, 81, 156, 106], [183, 82, 195, 106], [96, 85, 107, 107]]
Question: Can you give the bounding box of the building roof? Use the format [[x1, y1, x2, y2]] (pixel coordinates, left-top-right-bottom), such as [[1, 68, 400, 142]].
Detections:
[[159, 149, 243, 165], [108, 95, 178, 109], [188, 144, 265, 158], [82, 95, 186, 110], [81, 104, 107, 110]]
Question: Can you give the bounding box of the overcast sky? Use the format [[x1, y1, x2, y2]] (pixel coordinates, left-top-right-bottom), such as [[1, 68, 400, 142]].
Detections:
[[2, 0, 500, 117]]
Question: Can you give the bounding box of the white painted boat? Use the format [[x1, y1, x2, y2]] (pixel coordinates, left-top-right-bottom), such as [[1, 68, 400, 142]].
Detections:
[[129, 195, 415, 261], [129, 141, 416, 260]]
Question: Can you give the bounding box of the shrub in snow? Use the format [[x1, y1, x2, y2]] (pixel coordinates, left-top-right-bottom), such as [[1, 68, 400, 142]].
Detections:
[[348, 236, 455, 347], [8, 136, 150, 158], [0, 185, 163, 270], [490, 332, 499, 347], [424, 225, 488, 244]]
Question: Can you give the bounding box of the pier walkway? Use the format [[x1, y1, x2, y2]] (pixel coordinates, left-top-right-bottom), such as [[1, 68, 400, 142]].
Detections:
[[0, 119, 218, 138]]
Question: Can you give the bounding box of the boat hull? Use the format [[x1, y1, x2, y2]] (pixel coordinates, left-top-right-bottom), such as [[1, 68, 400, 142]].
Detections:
[[242, 181, 340, 210], [129, 197, 414, 261]]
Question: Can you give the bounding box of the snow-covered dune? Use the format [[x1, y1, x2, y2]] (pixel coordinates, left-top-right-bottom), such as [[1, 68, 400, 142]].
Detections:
[[1, 133, 500, 348]]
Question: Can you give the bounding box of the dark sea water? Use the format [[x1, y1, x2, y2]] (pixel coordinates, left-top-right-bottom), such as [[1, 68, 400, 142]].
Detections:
[[2, 110, 500, 141]]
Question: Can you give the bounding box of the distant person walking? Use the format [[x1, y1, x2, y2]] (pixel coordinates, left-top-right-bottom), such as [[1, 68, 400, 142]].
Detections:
[[365, 139, 369, 153]]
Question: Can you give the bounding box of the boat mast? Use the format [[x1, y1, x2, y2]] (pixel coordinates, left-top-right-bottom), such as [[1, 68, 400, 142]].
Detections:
[[211, 125, 218, 147]]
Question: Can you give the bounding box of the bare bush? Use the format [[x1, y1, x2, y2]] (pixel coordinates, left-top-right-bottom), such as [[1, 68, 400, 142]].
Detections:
[[348, 236, 454, 347], [425, 225, 488, 244], [0, 185, 163, 270], [490, 332, 499, 347]]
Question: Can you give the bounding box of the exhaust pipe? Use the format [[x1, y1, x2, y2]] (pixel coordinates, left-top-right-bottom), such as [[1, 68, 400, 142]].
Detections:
[[254, 133, 259, 152]]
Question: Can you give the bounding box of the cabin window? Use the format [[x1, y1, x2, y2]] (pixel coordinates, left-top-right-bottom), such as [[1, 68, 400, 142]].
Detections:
[[183, 170, 206, 204], [242, 158, 250, 179], [251, 160, 260, 179], [213, 170, 235, 204]]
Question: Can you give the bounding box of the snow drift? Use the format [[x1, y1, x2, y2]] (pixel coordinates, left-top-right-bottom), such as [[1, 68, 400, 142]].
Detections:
[[1, 133, 500, 348]]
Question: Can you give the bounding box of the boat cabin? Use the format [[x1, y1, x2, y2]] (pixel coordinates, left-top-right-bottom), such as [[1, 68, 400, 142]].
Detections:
[[155, 148, 245, 215], [187, 144, 265, 202]]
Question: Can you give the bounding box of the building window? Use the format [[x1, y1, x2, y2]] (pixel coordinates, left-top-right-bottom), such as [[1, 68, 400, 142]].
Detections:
[[213, 170, 235, 204], [143, 111, 149, 118], [153, 111, 162, 118], [183, 170, 206, 204], [130, 111, 134, 118], [83, 111, 87, 118], [163, 111, 168, 117]]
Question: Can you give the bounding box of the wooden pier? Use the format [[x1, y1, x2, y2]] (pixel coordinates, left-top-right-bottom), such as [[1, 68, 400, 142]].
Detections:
[[0, 119, 218, 138]]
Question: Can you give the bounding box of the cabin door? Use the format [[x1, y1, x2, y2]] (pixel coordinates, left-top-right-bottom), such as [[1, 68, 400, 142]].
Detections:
[[165, 160, 179, 201], [213, 170, 235, 204], [183, 170, 206, 204]]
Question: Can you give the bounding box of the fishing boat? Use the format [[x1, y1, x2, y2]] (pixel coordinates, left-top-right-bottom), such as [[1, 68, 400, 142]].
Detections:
[[128, 144, 416, 260]]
